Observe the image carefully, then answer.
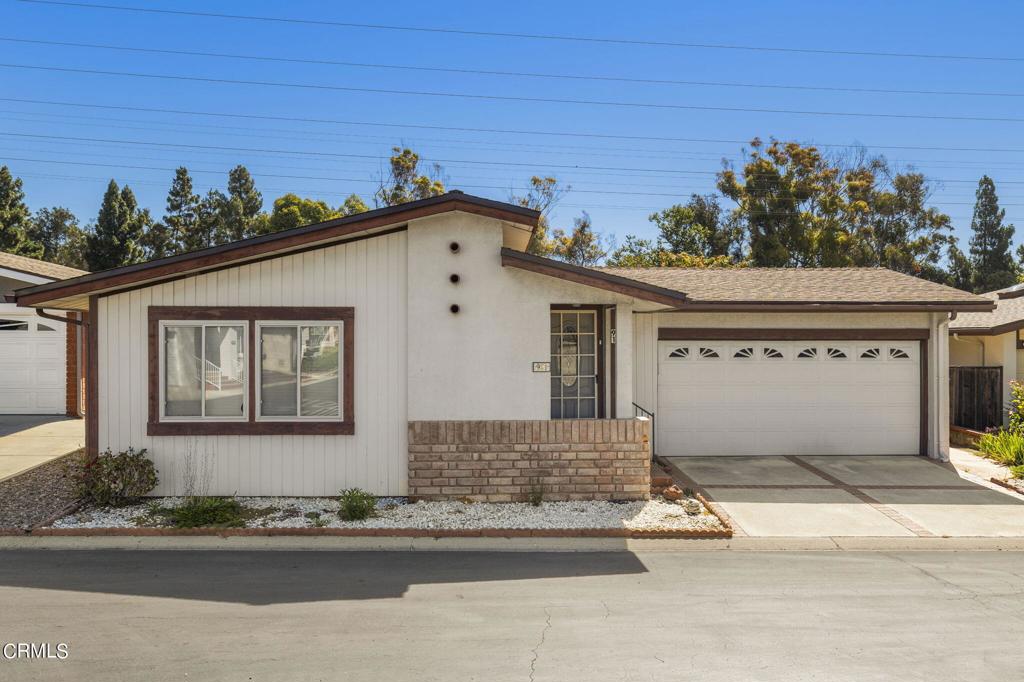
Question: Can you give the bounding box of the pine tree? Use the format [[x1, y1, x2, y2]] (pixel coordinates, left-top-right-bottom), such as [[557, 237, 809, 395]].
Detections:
[[86, 180, 148, 271], [0, 166, 43, 257], [189, 189, 226, 251], [163, 167, 199, 254], [219, 165, 264, 242], [969, 175, 1017, 292]]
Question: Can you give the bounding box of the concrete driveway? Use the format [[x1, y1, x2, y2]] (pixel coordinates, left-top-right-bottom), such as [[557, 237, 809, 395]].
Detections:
[[0, 415, 84, 483], [665, 454, 1024, 537]]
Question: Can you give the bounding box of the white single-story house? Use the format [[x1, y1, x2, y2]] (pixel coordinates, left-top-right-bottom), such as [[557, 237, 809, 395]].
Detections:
[[949, 284, 1024, 429], [1, 251, 87, 416], [14, 192, 993, 498]]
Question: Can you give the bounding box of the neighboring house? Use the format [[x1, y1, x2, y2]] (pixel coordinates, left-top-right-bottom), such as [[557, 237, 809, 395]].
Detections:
[[14, 192, 992, 498], [0, 251, 87, 416], [949, 284, 1024, 429]]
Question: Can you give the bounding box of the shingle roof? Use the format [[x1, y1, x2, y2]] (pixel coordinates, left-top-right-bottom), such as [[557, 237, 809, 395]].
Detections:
[[0, 251, 87, 281], [593, 266, 989, 306], [949, 285, 1024, 333]]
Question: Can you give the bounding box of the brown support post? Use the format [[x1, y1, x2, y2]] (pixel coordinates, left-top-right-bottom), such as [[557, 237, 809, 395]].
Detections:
[[86, 295, 99, 460]]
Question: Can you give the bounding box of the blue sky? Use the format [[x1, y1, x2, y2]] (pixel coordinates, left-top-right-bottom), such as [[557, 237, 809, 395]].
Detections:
[[1, 0, 1022, 256]]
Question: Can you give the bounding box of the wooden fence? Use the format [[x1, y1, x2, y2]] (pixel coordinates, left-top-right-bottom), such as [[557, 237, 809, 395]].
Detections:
[[949, 366, 1003, 431]]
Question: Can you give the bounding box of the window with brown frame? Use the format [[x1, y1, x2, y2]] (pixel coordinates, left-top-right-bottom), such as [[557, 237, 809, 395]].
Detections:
[[147, 307, 354, 436]]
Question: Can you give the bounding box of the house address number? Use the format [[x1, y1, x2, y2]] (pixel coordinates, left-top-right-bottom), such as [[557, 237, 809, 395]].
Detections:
[[532, 361, 551, 373]]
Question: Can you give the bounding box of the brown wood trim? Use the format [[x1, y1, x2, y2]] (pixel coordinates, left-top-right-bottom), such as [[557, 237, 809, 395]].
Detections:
[[504, 249, 688, 307], [920, 338, 929, 457], [665, 302, 994, 312], [658, 328, 931, 341], [147, 421, 354, 436], [952, 319, 1024, 337], [609, 306, 617, 419], [147, 306, 355, 437], [18, 196, 538, 307], [148, 307, 354, 321], [86, 295, 98, 459]]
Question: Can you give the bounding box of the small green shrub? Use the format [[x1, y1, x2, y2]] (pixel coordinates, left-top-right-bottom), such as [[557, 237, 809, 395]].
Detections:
[[978, 430, 1024, 468], [1009, 381, 1024, 433], [164, 497, 244, 528], [73, 447, 158, 507], [1010, 464, 1024, 480], [338, 488, 377, 521]]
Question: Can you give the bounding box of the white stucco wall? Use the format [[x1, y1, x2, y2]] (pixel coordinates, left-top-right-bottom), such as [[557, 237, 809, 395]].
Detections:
[[405, 212, 640, 421], [98, 230, 409, 496], [632, 310, 950, 459]]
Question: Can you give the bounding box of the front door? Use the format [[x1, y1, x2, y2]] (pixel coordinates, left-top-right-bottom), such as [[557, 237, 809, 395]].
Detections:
[[550, 308, 602, 418]]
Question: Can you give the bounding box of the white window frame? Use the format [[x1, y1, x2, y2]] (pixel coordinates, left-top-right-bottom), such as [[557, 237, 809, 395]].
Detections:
[[255, 320, 345, 422], [158, 320, 249, 422]]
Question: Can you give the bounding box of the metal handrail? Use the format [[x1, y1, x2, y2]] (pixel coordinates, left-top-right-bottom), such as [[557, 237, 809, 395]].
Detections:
[[632, 402, 655, 460]]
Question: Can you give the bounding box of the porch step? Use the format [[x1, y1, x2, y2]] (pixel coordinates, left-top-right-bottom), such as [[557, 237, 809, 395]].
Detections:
[[650, 463, 674, 496]]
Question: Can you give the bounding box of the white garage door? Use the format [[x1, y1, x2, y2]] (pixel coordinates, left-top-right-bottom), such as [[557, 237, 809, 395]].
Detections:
[[657, 339, 920, 456], [0, 314, 66, 414]]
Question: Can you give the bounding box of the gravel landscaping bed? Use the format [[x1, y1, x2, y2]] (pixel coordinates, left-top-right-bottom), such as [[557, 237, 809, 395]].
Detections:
[[50, 496, 725, 533], [0, 451, 84, 531]]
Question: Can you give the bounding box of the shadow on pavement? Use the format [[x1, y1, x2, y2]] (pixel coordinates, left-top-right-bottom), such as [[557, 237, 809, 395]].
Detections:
[[0, 550, 647, 604]]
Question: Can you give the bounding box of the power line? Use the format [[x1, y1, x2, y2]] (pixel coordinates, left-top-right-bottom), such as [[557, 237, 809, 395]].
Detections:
[[4, 62, 1024, 123], [5, 96, 1024, 155], [3, 36, 1022, 98], [16, 0, 1024, 64], [7, 131, 1024, 184]]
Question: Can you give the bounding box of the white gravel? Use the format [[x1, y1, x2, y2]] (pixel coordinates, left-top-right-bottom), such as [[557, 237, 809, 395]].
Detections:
[[50, 496, 724, 532]]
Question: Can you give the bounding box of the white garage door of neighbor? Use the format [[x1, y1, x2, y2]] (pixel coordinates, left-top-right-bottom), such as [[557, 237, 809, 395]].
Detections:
[[0, 315, 66, 414], [656, 339, 920, 457]]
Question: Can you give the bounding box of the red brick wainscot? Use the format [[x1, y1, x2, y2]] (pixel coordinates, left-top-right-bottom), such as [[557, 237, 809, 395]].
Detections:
[[407, 419, 651, 502]]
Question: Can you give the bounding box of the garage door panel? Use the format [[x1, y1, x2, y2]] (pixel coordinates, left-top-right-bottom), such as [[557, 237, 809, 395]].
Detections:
[[657, 339, 920, 456], [0, 317, 67, 415]]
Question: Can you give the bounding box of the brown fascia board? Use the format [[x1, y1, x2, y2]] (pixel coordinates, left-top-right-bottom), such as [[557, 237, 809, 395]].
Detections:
[[500, 248, 689, 307], [17, 193, 540, 308], [950, 320, 1024, 336]]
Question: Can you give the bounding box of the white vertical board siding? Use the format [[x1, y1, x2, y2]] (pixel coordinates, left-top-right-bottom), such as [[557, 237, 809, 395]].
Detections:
[[97, 231, 408, 496]]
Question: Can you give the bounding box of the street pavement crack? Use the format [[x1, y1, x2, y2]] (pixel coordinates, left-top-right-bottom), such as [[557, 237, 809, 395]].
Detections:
[[529, 607, 551, 682]]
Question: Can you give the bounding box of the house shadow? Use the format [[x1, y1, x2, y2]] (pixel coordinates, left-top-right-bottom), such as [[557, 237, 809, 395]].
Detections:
[[0, 549, 648, 605]]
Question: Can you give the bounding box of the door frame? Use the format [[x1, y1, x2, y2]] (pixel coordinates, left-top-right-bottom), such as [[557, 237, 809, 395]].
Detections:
[[657, 327, 930, 456], [551, 305, 607, 419]]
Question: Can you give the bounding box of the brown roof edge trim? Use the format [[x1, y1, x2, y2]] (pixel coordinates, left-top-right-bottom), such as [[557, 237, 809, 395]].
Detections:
[[950, 319, 1024, 337], [662, 301, 996, 313], [17, 194, 539, 307], [500, 248, 689, 307]]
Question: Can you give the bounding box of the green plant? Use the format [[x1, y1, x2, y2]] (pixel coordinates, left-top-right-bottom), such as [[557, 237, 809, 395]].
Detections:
[[73, 447, 158, 507], [338, 488, 377, 521], [978, 430, 1024, 468], [163, 497, 245, 528], [527, 485, 544, 507], [1010, 381, 1024, 434], [682, 487, 697, 499], [1010, 464, 1024, 480]]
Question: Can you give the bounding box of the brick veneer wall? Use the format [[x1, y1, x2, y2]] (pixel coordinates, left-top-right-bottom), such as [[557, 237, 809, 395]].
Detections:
[[64, 313, 80, 417], [408, 419, 650, 502]]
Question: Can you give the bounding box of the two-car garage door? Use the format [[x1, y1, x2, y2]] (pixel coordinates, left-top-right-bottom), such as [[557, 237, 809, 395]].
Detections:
[[656, 339, 920, 456]]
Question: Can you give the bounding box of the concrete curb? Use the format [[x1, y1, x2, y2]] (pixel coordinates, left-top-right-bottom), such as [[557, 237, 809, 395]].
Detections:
[[3, 535, 1024, 552]]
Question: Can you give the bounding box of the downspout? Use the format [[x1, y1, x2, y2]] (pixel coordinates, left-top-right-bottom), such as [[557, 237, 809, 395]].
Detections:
[[36, 309, 83, 326]]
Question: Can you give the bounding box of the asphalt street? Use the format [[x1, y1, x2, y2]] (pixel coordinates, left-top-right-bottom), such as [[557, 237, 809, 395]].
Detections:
[[0, 550, 1022, 681]]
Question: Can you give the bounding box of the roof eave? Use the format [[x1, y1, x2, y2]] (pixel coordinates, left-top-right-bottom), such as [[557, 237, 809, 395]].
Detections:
[[500, 249, 689, 307], [668, 301, 996, 313], [17, 194, 540, 309]]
